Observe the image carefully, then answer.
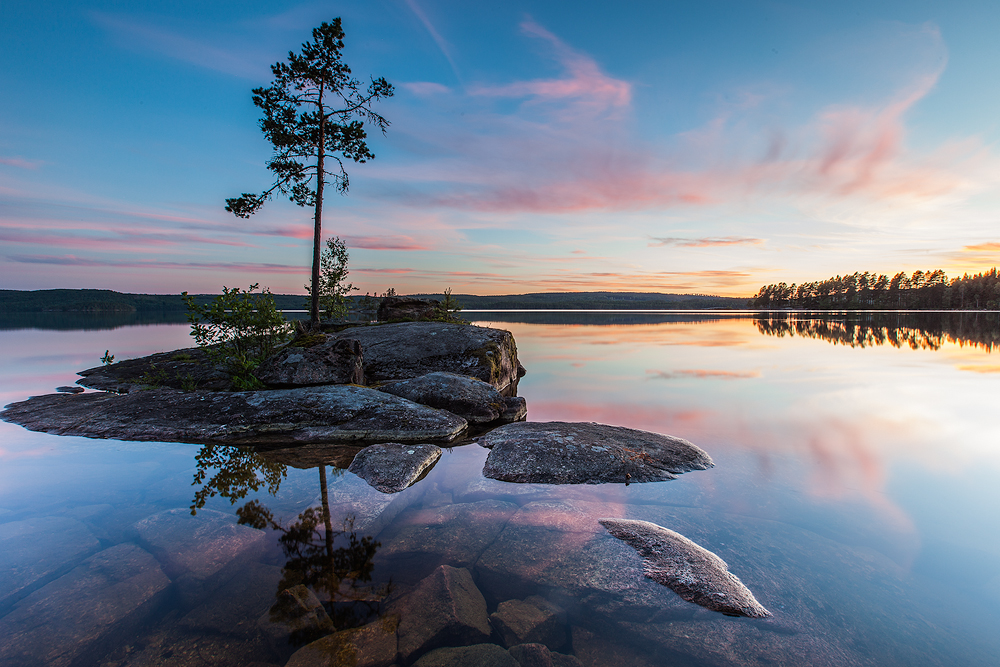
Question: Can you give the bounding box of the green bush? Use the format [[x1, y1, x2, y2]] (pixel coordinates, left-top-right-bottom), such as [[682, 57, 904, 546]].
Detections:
[[182, 284, 290, 390]]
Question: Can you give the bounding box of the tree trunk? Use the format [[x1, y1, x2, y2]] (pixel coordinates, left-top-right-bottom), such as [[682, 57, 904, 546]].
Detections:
[[311, 88, 326, 328]]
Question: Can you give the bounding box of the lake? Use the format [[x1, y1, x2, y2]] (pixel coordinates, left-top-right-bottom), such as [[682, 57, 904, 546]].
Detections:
[[1, 311, 999, 666]]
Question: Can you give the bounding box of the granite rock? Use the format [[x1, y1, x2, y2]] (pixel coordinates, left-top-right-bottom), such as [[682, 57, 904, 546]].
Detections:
[[411, 644, 518, 667], [490, 598, 567, 650], [388, 565, 491, 663], [285, 618, 399, 667], [599, 518, 770, 618], [1, 384, 468, 446], [479, 422, 713, 485], [348, 442, 443, 493], [378, 372, 523, 424], [378, 296, 440, 322], [254, 336, 364, 386], [508, 643, 583, 667], [76, 346, 232, 392], [259, 584, 335, 651]]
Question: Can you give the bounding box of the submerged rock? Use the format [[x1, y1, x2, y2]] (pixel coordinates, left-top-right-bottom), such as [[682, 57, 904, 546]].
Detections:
[[388, 564, 491, 663], [332, 322, 522, 392], [348, 443, 443, 493], [254, 336, 364, 387], [285, 618, 399, 667], [1, 385, 468, 445], [378, 372, 525, 424], [412, 644, 518, 667], [258, 584, 334, 651], [490, 597, 567, 650], [599, 518, 770, 618], [479, 422, 713, 485], [508, 643, 583, 667]]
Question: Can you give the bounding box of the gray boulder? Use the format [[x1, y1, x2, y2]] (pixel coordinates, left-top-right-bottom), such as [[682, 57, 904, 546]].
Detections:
[[348, 443, 443, 493], [479, 422, 713, 485], [1, 385, 468, 446], [76, 346, 232, 392], [412, 644, 518, 667], [258, 584, 334, 651], [599, 518, 770, 618], [378, 296, 440, 321], [378, 372, 525, 424], [388, 564, 491, 664], [333, 322, 522, 392], [254, 336, 363, 386]]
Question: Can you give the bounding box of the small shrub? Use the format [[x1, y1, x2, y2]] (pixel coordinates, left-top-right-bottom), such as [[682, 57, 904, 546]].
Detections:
[[182, 284, 290, 390], [101, 350, 115, 365]]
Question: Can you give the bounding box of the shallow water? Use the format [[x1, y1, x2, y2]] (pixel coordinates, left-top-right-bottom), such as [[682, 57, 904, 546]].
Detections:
[[1, 312, 999, 666]]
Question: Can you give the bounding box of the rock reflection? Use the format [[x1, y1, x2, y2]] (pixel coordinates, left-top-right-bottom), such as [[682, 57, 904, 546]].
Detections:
[[755, 311, 1000, 351]]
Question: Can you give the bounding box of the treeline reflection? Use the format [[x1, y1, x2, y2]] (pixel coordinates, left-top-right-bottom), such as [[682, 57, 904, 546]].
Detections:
[[755, 312, 1000, 352]]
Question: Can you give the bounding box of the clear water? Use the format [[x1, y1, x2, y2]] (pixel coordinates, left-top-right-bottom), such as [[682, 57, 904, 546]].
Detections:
[[1, 312, 999, 666]]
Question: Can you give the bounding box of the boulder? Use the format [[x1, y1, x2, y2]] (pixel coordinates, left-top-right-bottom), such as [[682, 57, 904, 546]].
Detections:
[[479, 422, 713, 485], [285, 618, 399, 667], [377, 372, 526, 424], [508, 643, 583, 667], [254, 336, 363, 386], [1, 385, 468, 446], [388, 564, 491, 663], [55, 385, 83, 393], [378, 296, 440, 322], [333, 322, 522, 392], [490, 598, 566, 650], [258, 584, 334, 651], [0, 544, 170, 667], [412, 644, 518, 667], [76, 346, 232, 392], [348, 443, 443, 493], [599, 519, 770, 618]]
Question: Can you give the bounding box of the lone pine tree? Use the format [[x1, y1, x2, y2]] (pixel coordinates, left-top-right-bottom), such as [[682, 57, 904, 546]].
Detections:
[[226, 18, 393, 326]]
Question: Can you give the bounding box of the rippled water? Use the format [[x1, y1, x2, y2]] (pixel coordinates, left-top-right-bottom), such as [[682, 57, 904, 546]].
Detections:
[[1, 312, 999, 666]]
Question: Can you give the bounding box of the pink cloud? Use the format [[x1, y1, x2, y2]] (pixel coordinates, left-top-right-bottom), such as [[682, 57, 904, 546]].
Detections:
[[7, 254, 305, 274], [0, 156, 43, 170], [648, 369, 760, 380], [649, 236, 763, 248], [402, 82, 451, 96]]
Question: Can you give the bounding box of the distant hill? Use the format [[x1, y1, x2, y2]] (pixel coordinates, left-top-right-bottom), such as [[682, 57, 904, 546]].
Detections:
[[0, 289, 747, 313]]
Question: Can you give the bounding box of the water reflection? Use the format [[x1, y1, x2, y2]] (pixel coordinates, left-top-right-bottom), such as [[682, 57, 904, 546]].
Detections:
[[754, 311, 1000, 351]]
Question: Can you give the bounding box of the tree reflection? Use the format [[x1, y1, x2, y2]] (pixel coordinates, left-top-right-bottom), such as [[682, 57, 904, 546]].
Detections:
[[755, 312, 1000, 352], [189, 447, 388, 644], [190, 444, 287, 514]]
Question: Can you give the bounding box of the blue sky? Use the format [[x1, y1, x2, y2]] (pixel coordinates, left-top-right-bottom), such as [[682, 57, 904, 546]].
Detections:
[[3, 0, 1000, 296]]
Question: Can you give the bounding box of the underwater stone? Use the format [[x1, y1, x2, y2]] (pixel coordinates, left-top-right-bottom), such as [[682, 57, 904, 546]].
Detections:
[[599, 518, 770, 618], [479, 422, 713, 485], [490, 598, 566, 650], [411, 644, 519, 667]]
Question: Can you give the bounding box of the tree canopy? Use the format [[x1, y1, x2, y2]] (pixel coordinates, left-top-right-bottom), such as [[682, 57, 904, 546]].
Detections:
[[226, 19, 393, 325]]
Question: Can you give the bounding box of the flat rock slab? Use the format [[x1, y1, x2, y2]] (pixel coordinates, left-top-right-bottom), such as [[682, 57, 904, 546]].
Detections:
[[378, 372, 525, 424], [76, 346, 232, 392], [1, 384, 468, 446], [599, 518, 770, 618], [134, 508, 267, 582], [0, 516, 100, 610], [334, 322, 522, 392], [254, 336, 364, 387], [0, 543, 170, 667], [479, 422, 713, 485], [348, 443, 442, 493]]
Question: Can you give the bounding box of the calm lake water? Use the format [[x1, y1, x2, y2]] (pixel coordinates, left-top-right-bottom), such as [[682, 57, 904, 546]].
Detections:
[[1, 311, 999, 666]]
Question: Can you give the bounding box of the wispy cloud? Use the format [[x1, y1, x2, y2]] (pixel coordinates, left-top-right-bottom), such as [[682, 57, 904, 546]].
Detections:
[[649, 236, 763, 248], [647, 369, 760, 380], [7, 254, 304, 273], [403, 0, 461, 82], [0, 156, 43, 170]]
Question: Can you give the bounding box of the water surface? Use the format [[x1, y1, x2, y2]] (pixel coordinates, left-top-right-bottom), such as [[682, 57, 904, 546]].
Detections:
[[1, 312, 999, 666]]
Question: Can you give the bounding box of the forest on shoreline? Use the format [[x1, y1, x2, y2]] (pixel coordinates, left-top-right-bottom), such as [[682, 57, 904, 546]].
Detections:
[[751, 268, 1000, 310], [0, 289, 745, 313]]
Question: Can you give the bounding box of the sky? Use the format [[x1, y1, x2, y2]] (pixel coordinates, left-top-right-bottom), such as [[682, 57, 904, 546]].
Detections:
[[3, 0, 1000, 297]]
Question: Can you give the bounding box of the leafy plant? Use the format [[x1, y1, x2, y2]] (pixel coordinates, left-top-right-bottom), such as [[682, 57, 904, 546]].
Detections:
[[181, 284, 291, 390], [101, 350, 115, 365], [303, 236, 357, 321]]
